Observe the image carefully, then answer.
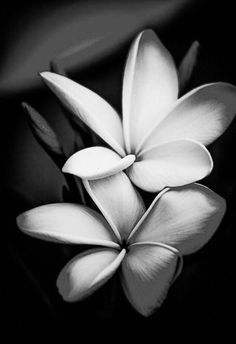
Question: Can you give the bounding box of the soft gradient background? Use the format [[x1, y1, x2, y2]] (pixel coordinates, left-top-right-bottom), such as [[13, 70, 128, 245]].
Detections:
[[1, 0, 236, 341]]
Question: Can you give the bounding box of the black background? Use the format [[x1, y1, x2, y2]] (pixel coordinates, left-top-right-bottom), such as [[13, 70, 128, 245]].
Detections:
[[1, 0, 236, 342]]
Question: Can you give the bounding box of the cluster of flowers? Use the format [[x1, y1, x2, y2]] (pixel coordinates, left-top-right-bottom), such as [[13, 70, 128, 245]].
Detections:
[[17, 30, 236, 316]]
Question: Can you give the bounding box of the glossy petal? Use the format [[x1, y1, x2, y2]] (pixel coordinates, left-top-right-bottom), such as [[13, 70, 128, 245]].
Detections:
[[121, 243, 178, 316], [83, 172, 146, 242], [17, 203, 119, 248], [122, 29, 178, 154], [129, 184, 226, 255], [63, 146, 135, 180], [140, 83, 236, 151], [127, 139, 213, 192], [41, 72, 125, 156], [57, 248, 125, 302]]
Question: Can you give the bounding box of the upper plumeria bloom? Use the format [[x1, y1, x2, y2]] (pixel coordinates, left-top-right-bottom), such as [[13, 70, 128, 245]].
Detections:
[[41, 30, 236, 192], [17, 172, 225, 316]]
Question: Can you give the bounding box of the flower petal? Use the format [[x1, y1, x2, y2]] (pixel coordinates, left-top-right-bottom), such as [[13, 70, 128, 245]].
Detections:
[[83, 172, 146, 242], [57, 248, 125, 302], [121, 243, 178, 316], [40, 72, 125, 156], [127, 139, 213, 192], [140, 82, 236, 151], [122, 29, 178, 154], [17, 203, 119, 248], [129, 184, 226, 255], [62, 146, 135, 180]]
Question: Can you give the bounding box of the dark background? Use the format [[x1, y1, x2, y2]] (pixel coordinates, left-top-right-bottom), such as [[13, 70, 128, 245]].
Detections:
[[1, 0, 236, 342]]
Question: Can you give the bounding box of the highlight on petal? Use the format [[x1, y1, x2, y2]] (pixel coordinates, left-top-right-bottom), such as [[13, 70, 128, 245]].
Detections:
[[84, 172, 146, 242], [57, 248, 125, 302], [62, 146, 135, 180], [140, 82, 236, 151], [122, 29, 178, 154], [40, 72, 125, 156], [17, 203, 119, 248], [129, 184, 226, 255], [127, 139, 213, 192], [121, 243, 178, 316]]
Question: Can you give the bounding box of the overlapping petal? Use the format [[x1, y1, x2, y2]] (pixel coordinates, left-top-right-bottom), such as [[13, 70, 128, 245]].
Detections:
[[139, 82, 236, 153], [121, 243, 178, 316], [57, 248, 125, 302], [129, 184, 226, 255], [17, 175, 226, 316], [122, 29, 178, 153], [84, 172, 146, 241], [16, 203, 119, 248], [40, 30, 236, 193], [127, 139, 213, 192], [63, 146, 135, 180], [40, 72, 126, 156]]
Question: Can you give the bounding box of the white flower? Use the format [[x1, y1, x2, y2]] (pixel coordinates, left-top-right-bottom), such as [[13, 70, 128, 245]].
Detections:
[[40, 29, 236, 192], [17, 172, 225, 316]]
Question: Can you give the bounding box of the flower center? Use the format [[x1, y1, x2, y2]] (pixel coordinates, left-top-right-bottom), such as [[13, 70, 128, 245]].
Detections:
[[120, 240, 130, 252]]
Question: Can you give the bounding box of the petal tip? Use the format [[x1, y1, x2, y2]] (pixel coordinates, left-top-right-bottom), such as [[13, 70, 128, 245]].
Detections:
[[56, 272, 73, 302], [16, 213, 24, 230], [16, 211, 30, 233], [62, 160, 70, 174], [40, 71, 53, 79], [40, 71, 60, 85], [62, 153, 82, 177], [193, 40, 200, 48]]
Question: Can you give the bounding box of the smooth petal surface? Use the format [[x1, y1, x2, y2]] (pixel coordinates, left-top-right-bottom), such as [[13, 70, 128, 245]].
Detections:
[[127, 139, 213, 192], [57, 248, 125, 302], [17, 203, 119, 248], [140, 83, 236, 151], [41, 72, 125, 156], [122, 29, 178, 153], [121, 243, 178, 316], [84, 172, 146, 242], [63, 146, 135, 180], [129, 184, 226, 255]]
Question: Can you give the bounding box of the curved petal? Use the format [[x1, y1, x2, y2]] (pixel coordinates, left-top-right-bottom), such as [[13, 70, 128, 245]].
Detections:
[[121, 243, 178, 316], [62, 146, 135, 180], [57, 248, 125, 302], [40, 72, 125, 156], [16, 203, 119, 248], [129, 184, 226, 255], [140, 82, 236, 152], [83, 172, 146, 242], [122, 29, 178, 154], [127, 139, 213, 192]]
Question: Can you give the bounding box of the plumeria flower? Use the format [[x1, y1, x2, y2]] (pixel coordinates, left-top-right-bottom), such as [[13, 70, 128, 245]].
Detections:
[[40, 29, 236, 192], [17, 172, 225, 316]]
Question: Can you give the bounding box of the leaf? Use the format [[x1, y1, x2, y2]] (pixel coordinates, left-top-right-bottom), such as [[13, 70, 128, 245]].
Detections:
[[22, 102, 65, 168], [178, 41, 200, 93]]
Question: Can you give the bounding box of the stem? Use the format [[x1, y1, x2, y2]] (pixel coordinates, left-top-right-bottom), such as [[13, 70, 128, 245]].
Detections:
[[64, 173, 86, 205]]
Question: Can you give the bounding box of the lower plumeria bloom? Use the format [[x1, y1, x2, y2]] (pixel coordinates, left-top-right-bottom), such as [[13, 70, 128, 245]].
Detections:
[[40, 29, 236, 192], [17, 172, 225, 316]]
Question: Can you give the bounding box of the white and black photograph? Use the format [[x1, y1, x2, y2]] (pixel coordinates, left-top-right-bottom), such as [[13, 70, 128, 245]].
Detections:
[[1, 0, 236, 342]]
